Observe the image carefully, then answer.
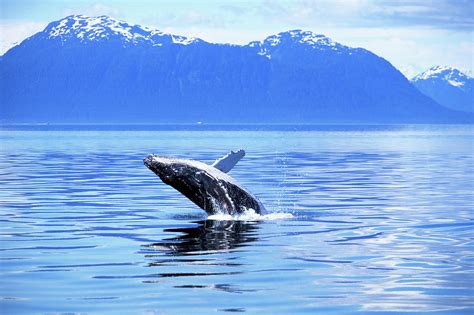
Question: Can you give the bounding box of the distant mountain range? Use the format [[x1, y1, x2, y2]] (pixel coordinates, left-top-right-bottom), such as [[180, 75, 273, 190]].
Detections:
[[0, 15, 472, 123], [411, 66, 473, 113]]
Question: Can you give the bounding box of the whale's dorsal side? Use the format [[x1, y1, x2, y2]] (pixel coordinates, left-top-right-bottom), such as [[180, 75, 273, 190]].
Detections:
[[211, 149, 245, 173]]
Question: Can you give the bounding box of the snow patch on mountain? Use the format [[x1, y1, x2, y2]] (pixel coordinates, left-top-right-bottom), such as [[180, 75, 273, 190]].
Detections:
[[247, 29, 351, 59], [46, 15, 200, 46], [412, 66, 471, 88]]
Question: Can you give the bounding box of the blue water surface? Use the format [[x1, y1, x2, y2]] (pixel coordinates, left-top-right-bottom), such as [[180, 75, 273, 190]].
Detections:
[[1, 124, 473, 314]]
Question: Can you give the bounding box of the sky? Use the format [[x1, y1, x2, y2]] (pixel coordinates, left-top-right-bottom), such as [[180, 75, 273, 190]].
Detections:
[[0, 0, 472, 78]]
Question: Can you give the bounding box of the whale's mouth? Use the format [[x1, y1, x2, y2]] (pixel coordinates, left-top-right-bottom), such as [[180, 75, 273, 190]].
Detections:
[[144, 154, 182, 187], [144, 154, 171, 171], [143, 154, 169, 179], [143, 154, 154, 169]]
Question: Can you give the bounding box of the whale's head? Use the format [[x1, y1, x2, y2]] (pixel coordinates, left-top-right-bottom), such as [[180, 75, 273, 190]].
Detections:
[[143, 154, 189, 185], [144, 154, 213, 211]]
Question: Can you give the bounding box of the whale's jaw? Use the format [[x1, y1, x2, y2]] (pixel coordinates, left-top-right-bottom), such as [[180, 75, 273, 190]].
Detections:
[[144, 154, 263, 215], [144, 154, 176, 185]]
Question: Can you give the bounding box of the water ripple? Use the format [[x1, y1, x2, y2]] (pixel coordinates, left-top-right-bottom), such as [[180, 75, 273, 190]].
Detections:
[[1, 127, 473, 314]]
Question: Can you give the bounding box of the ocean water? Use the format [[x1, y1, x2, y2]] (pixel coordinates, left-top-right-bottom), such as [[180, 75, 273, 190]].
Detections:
[[1, 125, 473, 314]]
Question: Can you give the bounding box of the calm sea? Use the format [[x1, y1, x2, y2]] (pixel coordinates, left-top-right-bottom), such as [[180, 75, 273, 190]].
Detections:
[[1, 124, 473, 314]]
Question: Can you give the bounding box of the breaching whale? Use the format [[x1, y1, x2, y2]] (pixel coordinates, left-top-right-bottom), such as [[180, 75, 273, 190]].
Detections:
[[144, 150, 264, 215]]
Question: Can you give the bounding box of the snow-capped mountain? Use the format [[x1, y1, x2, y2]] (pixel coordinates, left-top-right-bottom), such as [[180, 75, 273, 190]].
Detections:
[[412, 66, 469, 87], [43, 15, 200, 46], [1, 15, 471, 123], [411, 66, 473, 112], [248, 30, 351, 59]]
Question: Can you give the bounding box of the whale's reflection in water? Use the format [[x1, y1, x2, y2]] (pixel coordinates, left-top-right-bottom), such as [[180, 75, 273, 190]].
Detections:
[[140, 220, 260, 290], [144, 220, 260, 256]]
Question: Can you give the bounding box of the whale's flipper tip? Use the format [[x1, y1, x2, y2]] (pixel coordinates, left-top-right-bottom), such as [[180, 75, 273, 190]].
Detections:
[[212, 149, 246, 173]]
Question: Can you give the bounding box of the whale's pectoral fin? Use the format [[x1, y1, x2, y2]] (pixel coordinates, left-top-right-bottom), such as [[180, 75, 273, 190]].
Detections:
[[211, 149, 245, 173]]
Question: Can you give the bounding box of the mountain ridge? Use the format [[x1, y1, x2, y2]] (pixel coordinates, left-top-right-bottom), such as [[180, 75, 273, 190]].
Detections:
[[411, 66, 473, 113], [1, 15, 472, 124], [43, 15, 203, 46]]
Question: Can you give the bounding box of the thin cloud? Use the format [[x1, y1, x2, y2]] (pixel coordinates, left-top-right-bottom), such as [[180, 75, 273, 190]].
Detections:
[[0, 21, 47, 55], [256, 0, 474, 30], [63, 3, 122, 18], [366, 0, 474, 30]]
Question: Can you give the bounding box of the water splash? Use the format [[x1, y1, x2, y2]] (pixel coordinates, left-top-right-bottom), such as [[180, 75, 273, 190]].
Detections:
[[207, 208, 294, 221]]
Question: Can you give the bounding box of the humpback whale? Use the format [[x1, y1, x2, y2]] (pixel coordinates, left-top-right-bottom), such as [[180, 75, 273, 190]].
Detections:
[[144, 150, 264, 215]]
